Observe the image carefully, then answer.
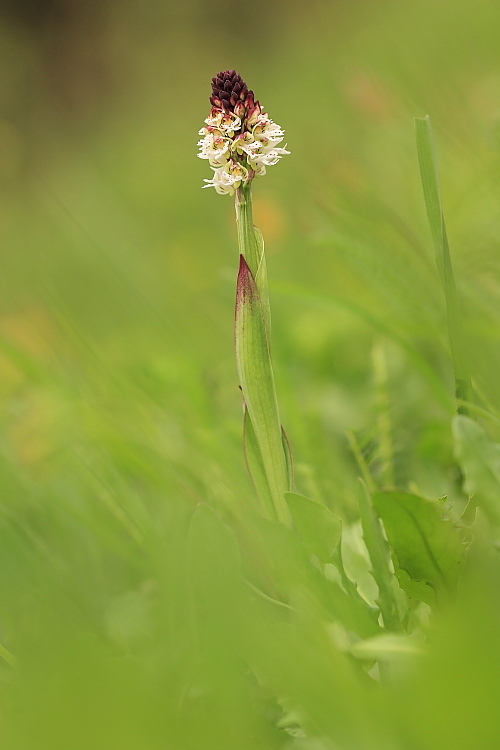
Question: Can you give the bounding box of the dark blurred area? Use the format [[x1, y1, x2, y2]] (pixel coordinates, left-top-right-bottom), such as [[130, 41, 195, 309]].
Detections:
[[1, 0, 111, 125], [0, 0, 295, 128]]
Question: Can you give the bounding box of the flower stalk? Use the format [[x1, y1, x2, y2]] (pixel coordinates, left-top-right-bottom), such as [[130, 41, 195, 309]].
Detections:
[[234, 188, 291, 525], [235, 185, 260, 279], [198, 70, 292, 524]]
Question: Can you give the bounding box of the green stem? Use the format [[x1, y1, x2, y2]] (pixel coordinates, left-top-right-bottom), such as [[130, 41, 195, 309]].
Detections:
[[235, 184, 260, 276], [234, 182, 291, 526]]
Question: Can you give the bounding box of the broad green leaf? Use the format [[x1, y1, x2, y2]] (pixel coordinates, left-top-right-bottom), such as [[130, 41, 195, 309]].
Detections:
[[285, 492, 341, 562], [373, 491, 464, 598], [415, 115, 472, 411], [453, 415, 500, 526], [235, 255, 290, 525], [358, 488, 401, 631]]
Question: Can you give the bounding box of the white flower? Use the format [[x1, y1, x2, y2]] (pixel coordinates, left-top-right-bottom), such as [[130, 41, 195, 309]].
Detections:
[[252, 118, 286, 153], [198, 87, 289, 194], [202, 160, 249, 196], [248, 146, 290, 173], [197, 131, 230, 167], [231, 132, 262, 158], [204, 110, 241, 136]]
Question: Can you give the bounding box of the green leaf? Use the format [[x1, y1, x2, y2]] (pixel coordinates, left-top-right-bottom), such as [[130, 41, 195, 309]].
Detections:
[[285, 492, 341, 562], [394, 565, 435, 607], [415, 115, 472, 411], [243, 407, 275, 520], [235, 255, 290, 525], [453, 415, 500, 526], [253, 226, 271, 338], [358, 487, 401, 631], [373, 491, 464, 599], [281, 427, 295, 492], [349, 633, 424, 662], [415, 116, 444, 280], [248, 516, 380, 639]]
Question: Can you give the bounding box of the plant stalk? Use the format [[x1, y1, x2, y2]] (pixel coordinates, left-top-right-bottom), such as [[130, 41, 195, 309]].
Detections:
[[234, 183, 291, 525]]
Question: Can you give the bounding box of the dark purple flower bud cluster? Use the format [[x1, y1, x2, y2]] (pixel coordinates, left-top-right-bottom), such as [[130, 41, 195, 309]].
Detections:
[[210, 70, 260, 122]]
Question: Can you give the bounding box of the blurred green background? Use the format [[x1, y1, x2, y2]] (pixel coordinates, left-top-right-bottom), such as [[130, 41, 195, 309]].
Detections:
[[2, 0, 500, 747]]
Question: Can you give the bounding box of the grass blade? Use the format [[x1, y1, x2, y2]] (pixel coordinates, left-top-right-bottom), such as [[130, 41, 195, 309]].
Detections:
[[415, 115, 472, 413]]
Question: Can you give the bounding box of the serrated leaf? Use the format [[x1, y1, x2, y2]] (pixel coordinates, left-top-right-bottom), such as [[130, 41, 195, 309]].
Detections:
[[373, 491, 464, 598], [235, 255, 290, 525], [285, 492, 341, 562], [453, 415, 500, 526], [394, 564, 435, 607]]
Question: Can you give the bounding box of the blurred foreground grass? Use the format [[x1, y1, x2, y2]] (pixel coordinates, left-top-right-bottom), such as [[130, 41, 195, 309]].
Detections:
[[2, 0, 500, 747]]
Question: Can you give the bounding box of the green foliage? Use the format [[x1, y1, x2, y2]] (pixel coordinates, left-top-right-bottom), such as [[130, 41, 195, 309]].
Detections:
[[2, 0, 500, 747], [373, 491, 465, 601], [285, 491, 342, 562], [453, 415, 500, 526], [358, 487, 402, 630]]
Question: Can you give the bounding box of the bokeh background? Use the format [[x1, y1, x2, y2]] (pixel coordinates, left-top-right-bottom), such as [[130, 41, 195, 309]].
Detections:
[[2, 0, 500, 747]]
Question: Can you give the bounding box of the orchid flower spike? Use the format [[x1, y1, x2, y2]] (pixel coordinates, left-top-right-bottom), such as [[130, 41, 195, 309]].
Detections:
[[197, 70, 290, 195]]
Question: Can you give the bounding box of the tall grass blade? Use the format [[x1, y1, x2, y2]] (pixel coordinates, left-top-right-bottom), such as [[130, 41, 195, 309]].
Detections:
[[415, 115, 472, 414]]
